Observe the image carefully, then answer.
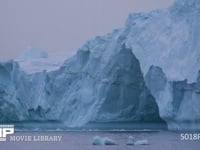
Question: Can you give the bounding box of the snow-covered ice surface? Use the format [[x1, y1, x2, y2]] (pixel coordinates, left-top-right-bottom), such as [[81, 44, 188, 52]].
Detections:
[[124, 0, 200, 82]]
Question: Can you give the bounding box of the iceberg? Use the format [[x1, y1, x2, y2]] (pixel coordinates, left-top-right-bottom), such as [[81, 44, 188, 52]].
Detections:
[[1, 0, 199, 131], [123, 0, 200, 130], [0, 43, 164, 128], [20, 48, 48, 59], [127, 136, 135, 145]]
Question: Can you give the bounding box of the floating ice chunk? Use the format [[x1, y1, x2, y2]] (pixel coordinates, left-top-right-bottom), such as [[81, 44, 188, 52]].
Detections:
[[104, 137, 117, 145], [127, 136, 135, 145], [134, 139, 149, 145], [92, 136, 105, 145], [92, 136, 117, 145]]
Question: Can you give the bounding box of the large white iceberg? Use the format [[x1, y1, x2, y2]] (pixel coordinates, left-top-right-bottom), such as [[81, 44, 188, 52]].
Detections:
[[0, 43, 164, 128], [0, 0, 199, 131]]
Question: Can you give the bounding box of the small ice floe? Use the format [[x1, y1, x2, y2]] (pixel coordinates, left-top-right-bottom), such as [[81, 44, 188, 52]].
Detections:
[[92, 136, 104, 145], [126, 136, 135, 145], [92, 136, 117, 145], [134, 139, 149, 145], [104, 137, 117, 145]]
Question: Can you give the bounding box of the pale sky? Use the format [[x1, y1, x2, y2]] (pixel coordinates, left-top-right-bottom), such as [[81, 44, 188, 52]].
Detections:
[[0, 0, 175, 60]]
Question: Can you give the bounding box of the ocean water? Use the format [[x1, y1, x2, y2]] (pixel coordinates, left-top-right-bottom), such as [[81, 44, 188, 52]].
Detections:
[[1, 130, 200, 150], [1, 121, 199, 150]]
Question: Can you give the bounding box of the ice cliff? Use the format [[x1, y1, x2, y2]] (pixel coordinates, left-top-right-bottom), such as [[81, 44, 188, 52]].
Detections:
[[124, 0, 200, 130], [145, 66, 200, 130], [0, 43, 164, 127], [125, 0, 200, 82]]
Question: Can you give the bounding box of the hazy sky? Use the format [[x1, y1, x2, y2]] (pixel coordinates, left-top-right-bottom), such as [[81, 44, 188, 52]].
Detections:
[[0, 0, 175, 60]]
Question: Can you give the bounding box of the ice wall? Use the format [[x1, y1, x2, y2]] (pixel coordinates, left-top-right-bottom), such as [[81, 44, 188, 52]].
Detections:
[[145, 66, 200, 130], [0, 43, 164, 128]]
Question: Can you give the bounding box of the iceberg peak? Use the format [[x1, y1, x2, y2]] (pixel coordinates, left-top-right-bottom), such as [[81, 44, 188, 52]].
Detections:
[[20, 48, 48, 59]]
